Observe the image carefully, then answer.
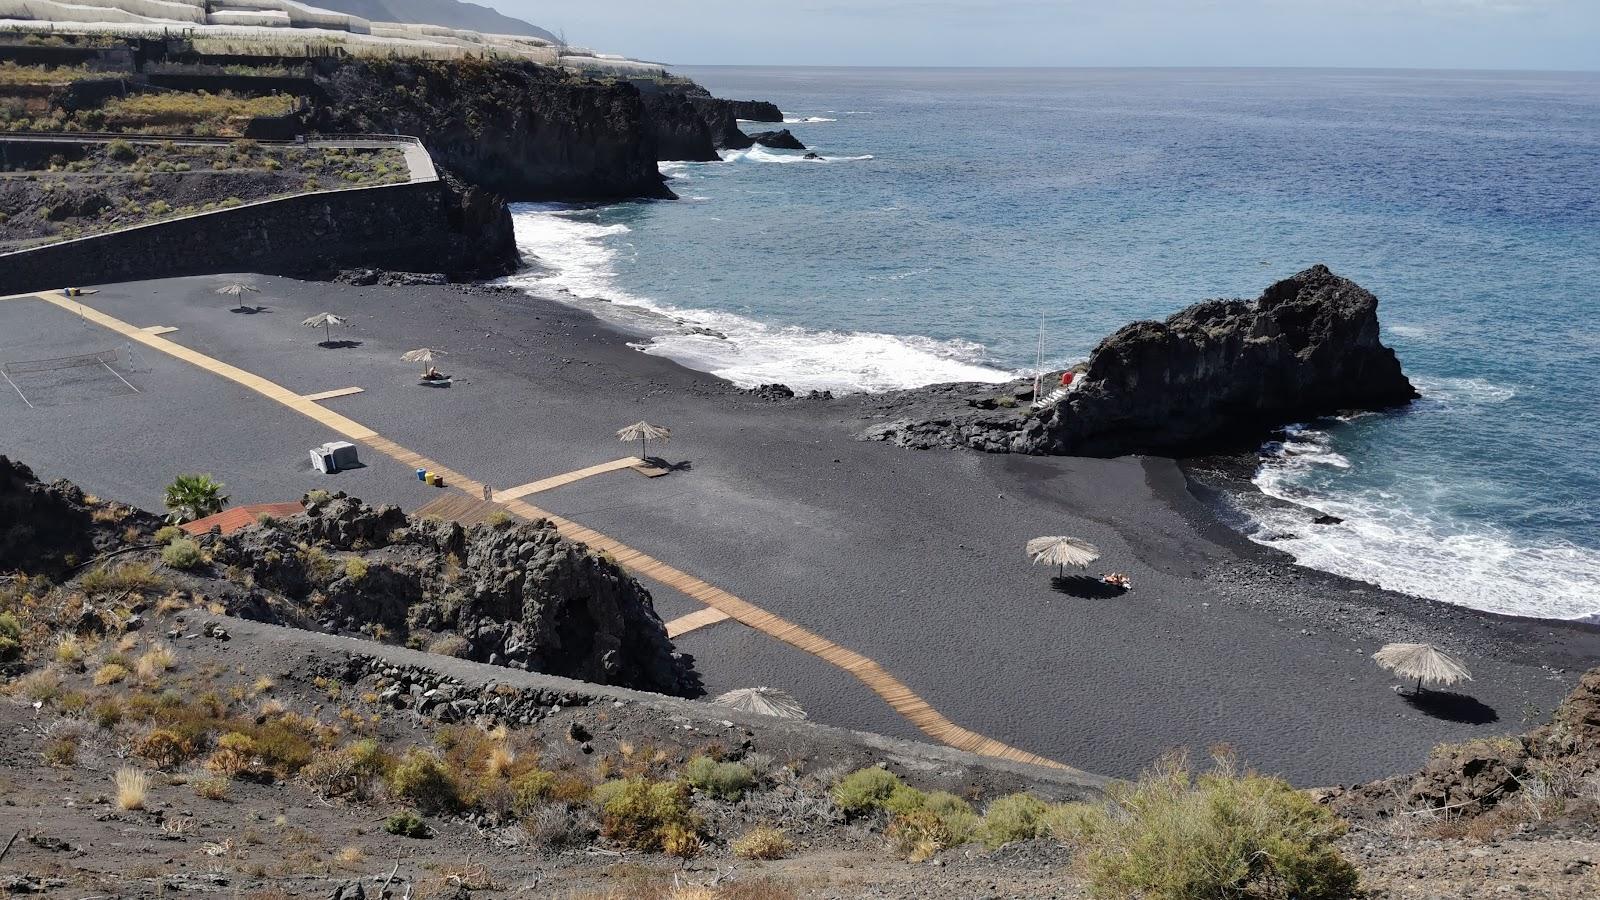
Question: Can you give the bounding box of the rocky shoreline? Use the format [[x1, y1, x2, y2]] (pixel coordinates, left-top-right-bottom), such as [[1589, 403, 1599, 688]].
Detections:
[[855, 265, 1419, 457]]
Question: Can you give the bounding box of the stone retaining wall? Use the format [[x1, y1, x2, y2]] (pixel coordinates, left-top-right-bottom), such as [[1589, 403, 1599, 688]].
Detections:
[[0, 180, 460, 292]]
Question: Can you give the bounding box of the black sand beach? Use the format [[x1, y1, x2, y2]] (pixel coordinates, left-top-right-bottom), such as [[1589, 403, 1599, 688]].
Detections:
[[5, 273, 1597, 786]]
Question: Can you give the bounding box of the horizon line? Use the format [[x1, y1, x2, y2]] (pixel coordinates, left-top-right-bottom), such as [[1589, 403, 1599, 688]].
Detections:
[[665, 63, 1600, 75]]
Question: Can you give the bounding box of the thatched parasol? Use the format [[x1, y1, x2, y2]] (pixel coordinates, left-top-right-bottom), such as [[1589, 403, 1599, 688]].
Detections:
[[1373, 642, 1473, 696], [215, 281, 259, 310], [617, 421, 670, 459], [401, 348, 445, 376], [301, 312, 349, 346], [712, 687, 807, 720], [1026, 535, 1100, 577]]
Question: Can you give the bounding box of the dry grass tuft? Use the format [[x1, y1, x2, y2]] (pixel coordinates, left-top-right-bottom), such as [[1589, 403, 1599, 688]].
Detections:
[[93, 662, 130, 686], [115, 766, 150, 810], [135, 643, 177, 680]]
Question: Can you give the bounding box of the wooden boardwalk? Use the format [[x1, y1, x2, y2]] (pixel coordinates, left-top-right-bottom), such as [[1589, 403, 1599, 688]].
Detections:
[[665, 606, 732, 637], [412, 494, 510, 527], [21, 290, 1079, 773], [304, 386, 365, 402], [495, 456, 644, 502]]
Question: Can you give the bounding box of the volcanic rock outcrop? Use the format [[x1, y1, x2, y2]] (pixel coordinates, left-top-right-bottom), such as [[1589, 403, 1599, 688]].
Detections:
[[213, 492, 697, 696], [315, 59, 673, 201], [0, 457, 155, 578], [860, 265, 1418, 457], [750, 129, 806, 150]]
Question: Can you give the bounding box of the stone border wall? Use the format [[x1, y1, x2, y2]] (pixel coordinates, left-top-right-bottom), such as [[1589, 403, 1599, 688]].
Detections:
[[0, 179, 455, 292]]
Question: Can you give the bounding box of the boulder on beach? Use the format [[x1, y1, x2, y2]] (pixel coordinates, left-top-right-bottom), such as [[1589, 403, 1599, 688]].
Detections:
[[859, 265, 1420, 457], [750, 129, 807, 150]]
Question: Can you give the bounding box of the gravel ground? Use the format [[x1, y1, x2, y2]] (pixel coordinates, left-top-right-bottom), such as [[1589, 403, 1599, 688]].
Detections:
[[3, 273, 1597, 786]]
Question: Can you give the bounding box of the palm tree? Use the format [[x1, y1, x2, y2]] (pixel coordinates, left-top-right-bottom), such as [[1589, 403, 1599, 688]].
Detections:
[[163, 474, 228, 524]]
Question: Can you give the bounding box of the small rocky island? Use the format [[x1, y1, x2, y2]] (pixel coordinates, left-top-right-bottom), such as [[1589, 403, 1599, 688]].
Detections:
[[860, 265, 1419, 456]]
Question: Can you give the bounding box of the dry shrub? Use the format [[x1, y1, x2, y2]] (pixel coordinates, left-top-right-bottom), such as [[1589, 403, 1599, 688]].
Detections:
[[204, 732, 258, 777], [134, 728, 195, 770], [115, 766, 150, 810], [1074, 751, 1357, 900], [135, 643, 177, 680], [80, 561, 166, 596], [388, 749, 463, 815], [683, 755, 754, 801], [596, 778, 702, 855], [43, 737, 78, 767], [93, 662, 129, 686], [731, 825, 792, 860], [54, 635, 86, 669], [193, 776, 230, 800]]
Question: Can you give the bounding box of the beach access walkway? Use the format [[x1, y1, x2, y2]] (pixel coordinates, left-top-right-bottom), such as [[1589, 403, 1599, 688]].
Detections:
[[10, 288, 1080, 775]]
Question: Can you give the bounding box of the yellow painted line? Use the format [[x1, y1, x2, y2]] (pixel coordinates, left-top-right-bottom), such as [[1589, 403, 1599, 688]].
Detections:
[[30, 291, 377, 442], [303, 386, 365, 402], [494, 456, 643, 502], [665, 606, 732, 638], [141, 325, 179, 335], [26, 291, 1076, 773]]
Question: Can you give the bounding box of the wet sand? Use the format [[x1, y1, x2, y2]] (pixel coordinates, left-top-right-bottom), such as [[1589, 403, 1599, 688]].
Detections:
[[5, 273, 1598, 785]]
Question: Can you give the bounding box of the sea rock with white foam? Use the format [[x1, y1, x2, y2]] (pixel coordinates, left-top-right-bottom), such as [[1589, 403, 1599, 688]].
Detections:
[[860, 265, 1418, 457]]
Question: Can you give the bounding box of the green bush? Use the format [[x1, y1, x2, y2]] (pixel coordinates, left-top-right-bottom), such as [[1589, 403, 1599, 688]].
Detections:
[[683, 755, 754, 801], [596, 777, 700, 853], [80, 561, 166, 596], [105, 138, 137, 162], [0, 612, 20, 661], [887, 789, 979, 860], [511, 769, 557, 814], [161, 538, 204, 570], [831, 766, 903, 817], [343, 557, 368, 582], [981, 792, 1049, 847], [153, 525, 183, 544], [387, 749, 461, 815], [383, 809, 430, 838], [1076, 752, 1358, 900]]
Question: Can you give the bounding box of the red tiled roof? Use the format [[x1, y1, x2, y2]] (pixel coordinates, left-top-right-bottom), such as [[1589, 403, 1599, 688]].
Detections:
[[179, 502, 305, 536]]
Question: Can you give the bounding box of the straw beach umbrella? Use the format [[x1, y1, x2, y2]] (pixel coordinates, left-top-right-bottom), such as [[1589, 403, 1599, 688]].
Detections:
[[712, 687, 807, 720], [617, 421, 670, 459], [1373, 642, 1473, 696], [401, 348, 444, 376], [302, 312, 349, 346], [1026, 535, 1100, 577], [215, 281, 259, 310]]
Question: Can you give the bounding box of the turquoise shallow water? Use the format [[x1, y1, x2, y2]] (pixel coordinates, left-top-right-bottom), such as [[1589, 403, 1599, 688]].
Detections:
[[507, 67, 1600, 620]]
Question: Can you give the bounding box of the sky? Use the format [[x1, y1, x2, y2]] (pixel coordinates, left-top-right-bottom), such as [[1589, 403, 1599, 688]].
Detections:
[[496, 0, 1600, 69]]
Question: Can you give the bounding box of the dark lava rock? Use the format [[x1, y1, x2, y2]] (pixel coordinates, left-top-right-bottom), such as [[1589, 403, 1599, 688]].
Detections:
[[727, 99, 783, 122], [1332, 667, 1600, 823], [749, 129, 806, 150], [745, 383, 796, 401], [804, 152, 823, 160], [0, 456, 154, 577], [860, 266, 1418, 457], [1312, 514, 1344, 526], [214, 492, 698, 696]]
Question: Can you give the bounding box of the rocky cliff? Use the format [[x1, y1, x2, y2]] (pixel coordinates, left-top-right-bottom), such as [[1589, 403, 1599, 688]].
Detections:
[[0, 457, 157, 578], [313, 59, 673, 201], [213, 492, 698, 696], [638, 90, 722, 162], [860, 266, 1418, 457]]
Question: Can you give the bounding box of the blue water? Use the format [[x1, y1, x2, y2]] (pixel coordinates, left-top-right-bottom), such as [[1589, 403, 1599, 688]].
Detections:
[[507, 67, 1600, 620]]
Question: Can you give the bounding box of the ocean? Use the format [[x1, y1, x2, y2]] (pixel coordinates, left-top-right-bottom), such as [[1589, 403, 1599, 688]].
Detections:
[[505, 66, 1600, 622]]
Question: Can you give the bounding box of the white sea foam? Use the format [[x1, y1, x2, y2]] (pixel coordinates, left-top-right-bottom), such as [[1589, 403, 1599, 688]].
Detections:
[[1248, 426, 1600, 620], [783, 116, 838, 123], [1413, 375, 1517, 405], [722, 146, 873, 164], [505, 204, 1012, 393]]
